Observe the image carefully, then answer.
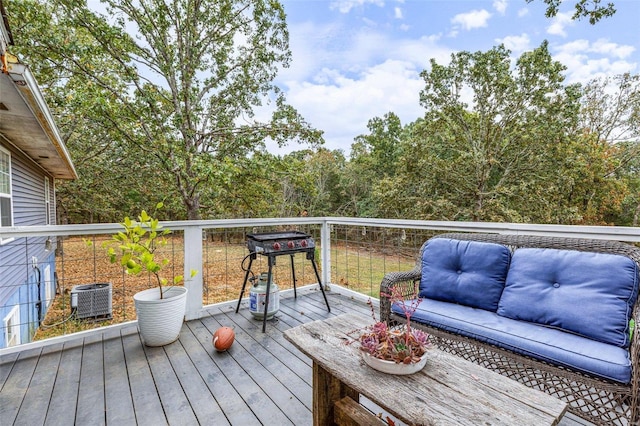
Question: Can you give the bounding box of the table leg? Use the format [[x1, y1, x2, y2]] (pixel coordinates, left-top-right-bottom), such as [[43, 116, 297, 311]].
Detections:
[[313, 362, 358, 426]]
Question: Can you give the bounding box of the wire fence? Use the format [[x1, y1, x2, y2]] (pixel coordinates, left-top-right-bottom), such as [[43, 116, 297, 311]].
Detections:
[[2, 218, 640, 349]]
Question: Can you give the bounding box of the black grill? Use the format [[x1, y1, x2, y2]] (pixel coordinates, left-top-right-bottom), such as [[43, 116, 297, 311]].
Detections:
[[236, 230, 330, 332], [246, 231, 315, 255]]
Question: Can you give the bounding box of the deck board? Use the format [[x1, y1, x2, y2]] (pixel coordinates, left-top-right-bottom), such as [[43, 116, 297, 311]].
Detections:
[[184, 318, 261, 425], [103, 329, 136, 425], [121, 329, 167, 426], [77, 334, 106, 426], [1, 347, 40, 423], [14, 343, 62, 425], [0, 288, 591, 425], [44, 340, 83, 426]]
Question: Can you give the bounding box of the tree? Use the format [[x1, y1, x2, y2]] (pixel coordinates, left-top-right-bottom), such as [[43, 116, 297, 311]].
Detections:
[[579, 73, 640, 146], [346, 113, 405, 217], [280, 149, 347, 216], [352, 113, 404, 179], [568, 74, 640, 225], [6, 0, 164, 222], [614, 141, 640, 226], [7, 0, 322, 221], [412, 42, 584, 222], [527, 0, 616, 24]]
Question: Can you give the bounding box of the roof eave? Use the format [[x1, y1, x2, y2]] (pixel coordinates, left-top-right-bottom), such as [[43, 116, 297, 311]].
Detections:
[[5, 61, 78, 180]]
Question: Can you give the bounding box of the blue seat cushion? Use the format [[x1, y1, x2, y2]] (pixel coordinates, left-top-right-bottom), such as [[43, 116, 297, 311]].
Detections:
[[498, 248, 639, 348], [419, 238, 511, 311], [392, 299, 632, 384]]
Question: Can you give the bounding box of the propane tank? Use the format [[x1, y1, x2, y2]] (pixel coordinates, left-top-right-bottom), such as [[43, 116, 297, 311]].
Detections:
[[249, 272, 280, 320]]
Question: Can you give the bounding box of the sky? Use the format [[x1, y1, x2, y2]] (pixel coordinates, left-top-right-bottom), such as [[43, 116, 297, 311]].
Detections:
[[267, 0, 640, 155]]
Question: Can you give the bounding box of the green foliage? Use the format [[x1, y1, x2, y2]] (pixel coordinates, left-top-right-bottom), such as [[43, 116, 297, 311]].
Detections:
[[7, 0, 322, 221], [410, 42, 582, 222], [613, 141, 640, 226], [105, 203, 197, 298], [5, 0, 637, 225], [364, 44, 637, 226], [527, 0, 616, 24]]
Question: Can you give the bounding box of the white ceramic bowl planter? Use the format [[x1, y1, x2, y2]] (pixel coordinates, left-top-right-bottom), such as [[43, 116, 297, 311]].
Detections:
[[134, 286, 188, 346], [362, 352, 427, 375]]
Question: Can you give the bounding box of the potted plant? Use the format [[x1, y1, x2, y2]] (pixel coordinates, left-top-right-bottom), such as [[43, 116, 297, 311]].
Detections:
[[350, 286, 432, 375], [105, 204, 196, 346]]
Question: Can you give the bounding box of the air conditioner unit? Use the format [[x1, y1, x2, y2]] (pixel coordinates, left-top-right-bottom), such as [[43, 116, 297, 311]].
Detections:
[[70, 283, 113, 319]]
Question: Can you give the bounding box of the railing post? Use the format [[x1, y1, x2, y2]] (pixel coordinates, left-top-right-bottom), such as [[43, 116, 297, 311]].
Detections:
[[321, 219, 331, 290], [183, 226, 203, 320]]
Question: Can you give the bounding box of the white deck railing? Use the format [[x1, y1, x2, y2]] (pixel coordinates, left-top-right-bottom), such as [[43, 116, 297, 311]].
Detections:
[[1, 217, 640, 351]]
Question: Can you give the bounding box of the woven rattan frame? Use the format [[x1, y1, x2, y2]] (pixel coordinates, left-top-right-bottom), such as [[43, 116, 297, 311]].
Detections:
[[380, 233, 640, 425]]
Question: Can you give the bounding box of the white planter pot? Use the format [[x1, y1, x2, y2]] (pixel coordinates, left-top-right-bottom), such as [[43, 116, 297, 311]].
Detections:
[[362, 352, 427, 375], [133, 286, 188, 347]]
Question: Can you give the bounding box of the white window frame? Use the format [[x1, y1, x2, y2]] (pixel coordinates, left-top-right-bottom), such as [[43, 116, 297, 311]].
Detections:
[[44, 264, 53, 309], [0, 146, 14, 244], [3, 305, 21, 347]]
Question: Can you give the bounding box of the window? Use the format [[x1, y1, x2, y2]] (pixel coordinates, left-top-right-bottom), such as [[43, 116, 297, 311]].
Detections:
[[3, 306, 20, 347], [44, 177, 51, 225], [0, 147, 12, 228]]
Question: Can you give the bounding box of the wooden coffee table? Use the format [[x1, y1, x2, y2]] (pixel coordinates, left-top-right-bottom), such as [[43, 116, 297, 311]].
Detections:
[[284, 313, 567, 426]]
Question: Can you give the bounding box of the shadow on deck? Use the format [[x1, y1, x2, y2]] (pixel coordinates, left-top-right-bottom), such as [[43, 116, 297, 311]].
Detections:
[[1, 288, 590, 425]]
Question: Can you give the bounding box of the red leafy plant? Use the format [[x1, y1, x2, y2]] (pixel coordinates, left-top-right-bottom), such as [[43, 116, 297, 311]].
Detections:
[[351, 285, 432, 364]]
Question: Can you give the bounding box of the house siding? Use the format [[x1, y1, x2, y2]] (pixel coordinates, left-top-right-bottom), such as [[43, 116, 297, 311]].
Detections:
[[0, 143, 58, 347], [12, 152, 47, 226]]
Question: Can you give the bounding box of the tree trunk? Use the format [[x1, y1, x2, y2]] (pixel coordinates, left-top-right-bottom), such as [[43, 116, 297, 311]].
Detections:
[[186, 196, 201, 220]]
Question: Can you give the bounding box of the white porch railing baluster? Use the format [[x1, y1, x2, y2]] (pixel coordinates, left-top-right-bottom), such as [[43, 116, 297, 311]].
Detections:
[[321, 220, 331, 290], [183, 225, 203, 320]]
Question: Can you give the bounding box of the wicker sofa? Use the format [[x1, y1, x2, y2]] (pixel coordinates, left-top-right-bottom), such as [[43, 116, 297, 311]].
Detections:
[[380, 233, 640, 426]]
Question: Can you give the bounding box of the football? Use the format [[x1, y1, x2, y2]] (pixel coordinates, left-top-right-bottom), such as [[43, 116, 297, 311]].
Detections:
[[213, 326, 235, 352]]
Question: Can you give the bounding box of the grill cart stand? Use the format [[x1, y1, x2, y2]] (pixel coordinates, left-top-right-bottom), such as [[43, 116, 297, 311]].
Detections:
[[235, 231, 331, 332]]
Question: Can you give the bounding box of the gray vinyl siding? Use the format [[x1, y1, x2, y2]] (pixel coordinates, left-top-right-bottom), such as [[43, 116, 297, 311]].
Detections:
[[0, 144, 53, 307], [12, 153, 47, 226]]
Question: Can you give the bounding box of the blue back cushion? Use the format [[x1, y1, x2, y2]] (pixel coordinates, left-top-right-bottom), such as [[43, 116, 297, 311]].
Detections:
[[498, 248, 639, 348], [419, 238, 511, 311]]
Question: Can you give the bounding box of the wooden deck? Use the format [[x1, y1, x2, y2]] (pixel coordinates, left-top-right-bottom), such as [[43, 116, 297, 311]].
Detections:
[[1, 287, 591, 425]]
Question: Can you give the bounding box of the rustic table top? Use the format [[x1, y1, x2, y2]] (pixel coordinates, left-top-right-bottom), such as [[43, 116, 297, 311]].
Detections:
[[284, 313, 568, 426]]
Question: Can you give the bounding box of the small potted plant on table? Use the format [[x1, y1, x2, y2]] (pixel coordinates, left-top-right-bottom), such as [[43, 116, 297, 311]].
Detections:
[[106, 204, 196, 346], [351, 287, 432, 375]]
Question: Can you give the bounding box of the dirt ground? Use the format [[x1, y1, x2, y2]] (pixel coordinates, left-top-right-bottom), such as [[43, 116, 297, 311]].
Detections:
[[35, 235, 329, 340]]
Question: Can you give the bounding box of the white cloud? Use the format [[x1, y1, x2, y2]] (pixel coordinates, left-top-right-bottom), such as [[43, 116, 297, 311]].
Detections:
[[281, 21, 448, 84], [496, 34, 531, 53], [362, 17, 377, 26], [330, 0, 384, 14], [493, 0, 508, 15], [451, 9, 492, 31], [590, 39, 635, 59], [271, 0, 639, 156], [553, 40, 637, 83], [282, 60, 425, 153], [267, 17, 456, 154], [546, 11, 574, 37]]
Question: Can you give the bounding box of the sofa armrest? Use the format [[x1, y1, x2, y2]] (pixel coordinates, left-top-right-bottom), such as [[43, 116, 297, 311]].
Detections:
[[379, 267, 421, 324]]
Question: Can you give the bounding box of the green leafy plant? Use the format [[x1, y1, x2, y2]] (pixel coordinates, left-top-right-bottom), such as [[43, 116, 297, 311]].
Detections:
[[106, 203, 196, 299]]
